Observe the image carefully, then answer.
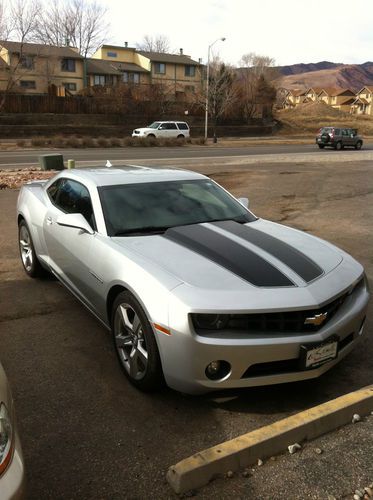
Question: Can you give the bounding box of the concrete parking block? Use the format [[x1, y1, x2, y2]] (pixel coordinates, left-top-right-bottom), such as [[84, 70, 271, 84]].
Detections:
[[167, 386, 373, 494]]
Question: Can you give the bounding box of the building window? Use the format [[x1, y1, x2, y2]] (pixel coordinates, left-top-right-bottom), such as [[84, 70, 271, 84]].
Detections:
[[123, 72, 140, 84], [154, 63, 166, 74], [20, 80, 36, 89], [107, 51, 117, 57], [61, 58, 76, 72], [63, 82, 77, 91], [93, 75, 105, 85], [185, 65, 195, 77], [20, 56, 34, 69]]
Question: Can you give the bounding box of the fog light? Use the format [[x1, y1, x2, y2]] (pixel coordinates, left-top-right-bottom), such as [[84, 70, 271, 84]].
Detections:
[[207, 361, 220, 375], [205, 360, 231, 381]]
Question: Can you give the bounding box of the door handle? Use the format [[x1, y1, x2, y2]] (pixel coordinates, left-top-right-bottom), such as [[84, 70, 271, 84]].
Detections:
[[46, 216, 53, 225]]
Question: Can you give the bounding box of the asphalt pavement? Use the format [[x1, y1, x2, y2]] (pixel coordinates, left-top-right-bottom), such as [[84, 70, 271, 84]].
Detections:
[[0, 142, 373, 169], [0, 155, 372, 499]]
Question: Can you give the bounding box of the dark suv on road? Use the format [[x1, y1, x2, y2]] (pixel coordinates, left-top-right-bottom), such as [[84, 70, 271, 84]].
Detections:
[[316, 127, 363, 150]]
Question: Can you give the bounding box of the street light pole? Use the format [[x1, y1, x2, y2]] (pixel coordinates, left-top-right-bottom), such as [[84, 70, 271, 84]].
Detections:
[[204, 37, 226, 142]]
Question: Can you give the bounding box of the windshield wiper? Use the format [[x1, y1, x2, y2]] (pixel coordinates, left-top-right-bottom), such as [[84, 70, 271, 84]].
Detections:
[[114, 226, 171, 236]]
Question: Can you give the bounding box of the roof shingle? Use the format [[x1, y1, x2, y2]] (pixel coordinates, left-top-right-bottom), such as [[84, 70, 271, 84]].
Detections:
[[0, 40, 83, 59]]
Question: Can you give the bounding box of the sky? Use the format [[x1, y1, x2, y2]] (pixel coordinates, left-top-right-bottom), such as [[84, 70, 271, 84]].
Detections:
[[101, 0, 373, 66]]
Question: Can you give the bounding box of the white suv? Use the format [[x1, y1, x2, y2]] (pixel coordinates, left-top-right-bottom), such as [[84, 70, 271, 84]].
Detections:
[[132, 121, 190, 139]]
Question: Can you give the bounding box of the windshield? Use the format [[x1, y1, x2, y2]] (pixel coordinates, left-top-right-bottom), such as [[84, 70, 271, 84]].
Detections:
[[99, 179, 256, 236], [147, 122, 161, 129]]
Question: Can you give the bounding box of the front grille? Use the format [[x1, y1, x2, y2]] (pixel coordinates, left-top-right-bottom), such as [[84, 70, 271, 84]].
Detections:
[[228, 292, 348, 335]]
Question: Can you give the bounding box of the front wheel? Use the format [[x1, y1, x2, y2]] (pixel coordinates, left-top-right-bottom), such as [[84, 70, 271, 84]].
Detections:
[[318, 144, 325, 149], [146, 134, 156, 139], [355, 141, 362, 150], [111, 291, 164, 391], [335, 141, 342, 150], [18, 220, 44, 278]]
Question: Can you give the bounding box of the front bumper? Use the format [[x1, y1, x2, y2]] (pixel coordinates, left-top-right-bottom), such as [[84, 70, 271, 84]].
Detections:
[[158, 281, 369, 394], [0, 429, 26, 500]]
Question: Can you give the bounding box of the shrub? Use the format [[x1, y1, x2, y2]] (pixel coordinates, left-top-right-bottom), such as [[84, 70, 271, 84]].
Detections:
[[31, 137, 46, 147], [80, 137, 95, 148], [16, 139, 26, 147], [64, 137, 81, 148], [191, 137, 206, 145], [110, 138, 122, 147], [51, 136, 66, 148], [96, 137, 108, 147], [123, 137, 135, 147]]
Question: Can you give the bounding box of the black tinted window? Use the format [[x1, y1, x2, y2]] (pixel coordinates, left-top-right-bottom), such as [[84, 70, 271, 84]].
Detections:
[[47, 179, 62, 203], [177, 123, 189, 130], [49, 179, 95, 228], [334, 128, 340, 135], [165, 123, 177, 130]]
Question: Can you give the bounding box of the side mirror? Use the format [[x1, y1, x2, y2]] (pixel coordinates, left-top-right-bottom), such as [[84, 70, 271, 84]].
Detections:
[[237, 197, 249, 208], [57, 213, 94, 235]]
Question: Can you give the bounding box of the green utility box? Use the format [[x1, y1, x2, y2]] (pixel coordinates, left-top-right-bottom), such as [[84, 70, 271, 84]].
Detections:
[[39, 154, 64, 171]]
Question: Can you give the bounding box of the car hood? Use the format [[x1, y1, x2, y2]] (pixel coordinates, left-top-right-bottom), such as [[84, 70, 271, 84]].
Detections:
[[134, 127, 156, 133], [112, 219, 349, 292]]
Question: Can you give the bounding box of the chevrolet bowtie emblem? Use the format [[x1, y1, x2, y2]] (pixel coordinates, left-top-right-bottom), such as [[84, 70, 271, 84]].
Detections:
[[304, 312, 328, 326]]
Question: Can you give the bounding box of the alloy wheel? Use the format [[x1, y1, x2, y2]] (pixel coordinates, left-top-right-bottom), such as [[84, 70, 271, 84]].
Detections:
[[19, 224, 34, 272], [114, 303, 148, 380]]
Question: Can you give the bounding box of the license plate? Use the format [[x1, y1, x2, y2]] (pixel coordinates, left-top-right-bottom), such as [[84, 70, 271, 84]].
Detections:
[[300, 340, 338, 369]]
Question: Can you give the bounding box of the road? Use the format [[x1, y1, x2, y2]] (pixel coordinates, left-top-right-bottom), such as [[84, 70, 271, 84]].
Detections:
[[1, 154, 372, 499], [1, 143, 373, 169]]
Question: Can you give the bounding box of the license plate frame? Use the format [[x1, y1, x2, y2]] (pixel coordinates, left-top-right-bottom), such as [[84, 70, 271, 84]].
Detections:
[[300, 336, 339, 370]]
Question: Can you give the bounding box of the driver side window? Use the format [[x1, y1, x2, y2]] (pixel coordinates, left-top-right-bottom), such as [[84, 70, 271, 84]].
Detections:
[[47, 178, 96, 229]]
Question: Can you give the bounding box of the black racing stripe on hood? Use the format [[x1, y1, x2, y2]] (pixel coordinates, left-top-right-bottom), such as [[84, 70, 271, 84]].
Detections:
[[164, 224, 294, 287], [212, 220, 323, 283]]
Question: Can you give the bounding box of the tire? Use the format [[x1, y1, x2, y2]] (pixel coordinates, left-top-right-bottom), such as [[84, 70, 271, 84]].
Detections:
[[18, 220, 44, 278], [318, 144, 325, 149], [355, 141, 362, 150], [111, 291, 164, 391], [146, 134, 156, 138], [335, 141, 342, 150], [177, 134, 185, 139]]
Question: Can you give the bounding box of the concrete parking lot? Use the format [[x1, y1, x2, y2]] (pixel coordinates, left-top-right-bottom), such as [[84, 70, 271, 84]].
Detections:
[[0, 156, 372, 499]]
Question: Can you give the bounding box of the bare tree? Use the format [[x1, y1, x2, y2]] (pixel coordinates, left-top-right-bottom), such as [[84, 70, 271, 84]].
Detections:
[[34, 0, 109, 57], [136, 34, 170, 53], [0, 1, 13, 39], [0, 0, 41, 110], [206, 57, 238, 140], [236, 52, 278, 121]]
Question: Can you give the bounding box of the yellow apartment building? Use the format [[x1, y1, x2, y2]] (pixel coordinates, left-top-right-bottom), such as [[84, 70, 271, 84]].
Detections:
[[0, 41, 84, 94]]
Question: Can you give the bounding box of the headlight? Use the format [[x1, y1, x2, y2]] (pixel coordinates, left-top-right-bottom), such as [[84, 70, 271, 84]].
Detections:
[[0, 403, 13, 476]]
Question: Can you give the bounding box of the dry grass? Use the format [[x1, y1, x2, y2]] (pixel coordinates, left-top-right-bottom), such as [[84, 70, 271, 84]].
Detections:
[[276, 102, 373, 135]]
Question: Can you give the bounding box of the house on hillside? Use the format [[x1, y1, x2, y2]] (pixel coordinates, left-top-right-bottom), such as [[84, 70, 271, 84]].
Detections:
[[292, 89, 308, 105], [317, 88, 355, 111], [0, 41, 84, 94], [90, 44, 204, 98], [304, 87, 323, 102], [351, 86, 373, 115]]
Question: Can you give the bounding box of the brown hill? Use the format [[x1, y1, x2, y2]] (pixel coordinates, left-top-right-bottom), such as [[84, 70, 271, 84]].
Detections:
[[277, 63, 373, 92]]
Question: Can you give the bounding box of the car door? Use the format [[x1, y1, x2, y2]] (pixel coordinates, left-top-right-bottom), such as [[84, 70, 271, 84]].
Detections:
[[43, 178, 101, 309], [166, 122, 178, 138], [157, 123, 168, 138]]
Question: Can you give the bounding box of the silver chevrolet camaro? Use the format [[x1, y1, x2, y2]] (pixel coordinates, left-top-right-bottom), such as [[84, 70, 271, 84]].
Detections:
[[17, 166, 370, 394]]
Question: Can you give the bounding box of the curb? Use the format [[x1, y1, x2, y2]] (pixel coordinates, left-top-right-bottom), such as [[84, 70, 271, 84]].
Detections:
[[166, 385, 373, 494]]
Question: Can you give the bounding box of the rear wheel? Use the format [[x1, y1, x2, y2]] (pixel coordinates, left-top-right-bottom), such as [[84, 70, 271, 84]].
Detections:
[[335, 141, 342, 150], [111, 291, 163, 391], [355, 141, 362, 150], [18, 220, 44, 278]]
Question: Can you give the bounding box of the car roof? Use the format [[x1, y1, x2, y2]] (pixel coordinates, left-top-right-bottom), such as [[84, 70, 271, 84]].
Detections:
[[58, 165, 205, 187]]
